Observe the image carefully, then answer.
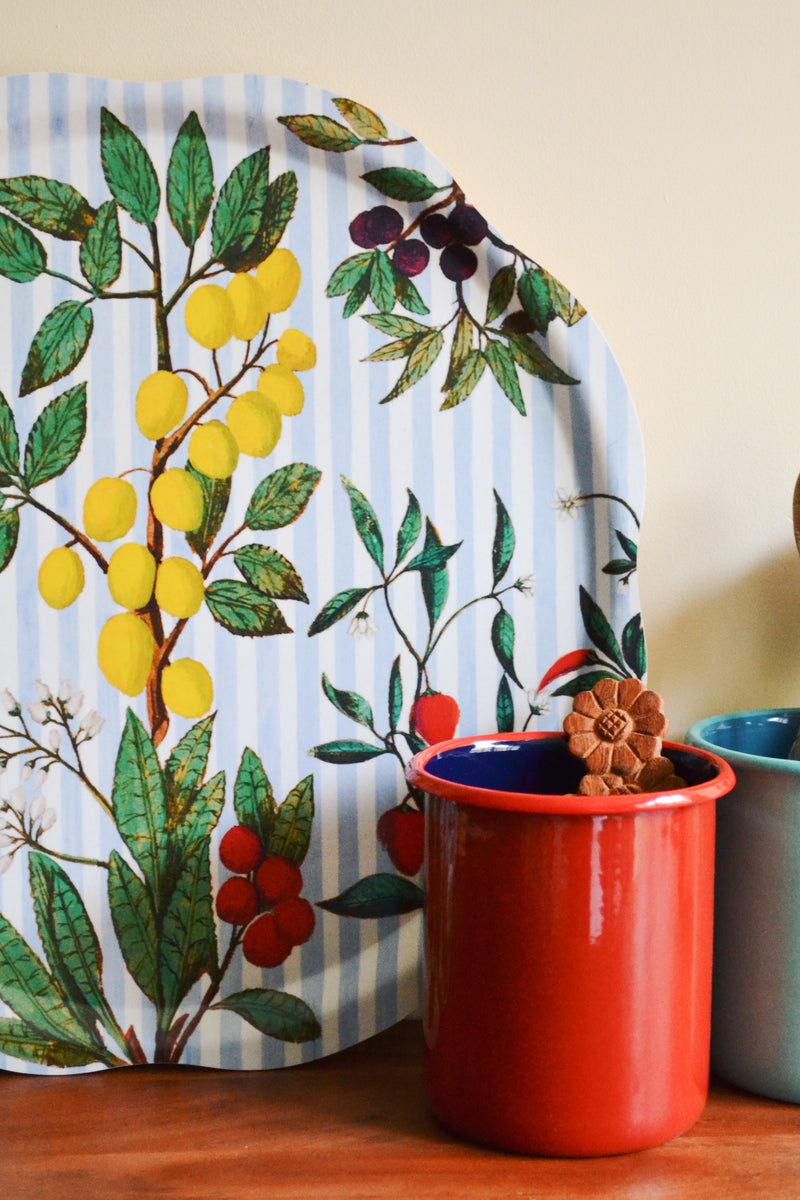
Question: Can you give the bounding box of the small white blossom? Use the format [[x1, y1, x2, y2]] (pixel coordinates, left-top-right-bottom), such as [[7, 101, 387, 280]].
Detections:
[[39, 808, 57, 832], [27, 701, 48, 724], [33, 768, 48, 790], [34, 679, 52, 702], [515, 574, 536, 598], [29, 794, 46, 822], [19, 764, 33, 784], [57, 678, 73, 703], [80, 709, 104, 739], [7, 787, 25, 815], [0, 855, 12, 875], [1, 688, 18, 715], [553, 489, 586, 520], [526, 691, 551, 717], [347, 610, 378, 639], [47, 728, 62, 753], [66, 691, 84, 718]]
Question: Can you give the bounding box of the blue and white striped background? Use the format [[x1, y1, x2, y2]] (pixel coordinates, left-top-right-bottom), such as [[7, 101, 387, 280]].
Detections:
[[0, 74, 645, 1072]]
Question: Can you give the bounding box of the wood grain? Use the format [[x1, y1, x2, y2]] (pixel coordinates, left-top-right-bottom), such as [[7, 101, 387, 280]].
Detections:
[[1, 1020, 800, 1198]]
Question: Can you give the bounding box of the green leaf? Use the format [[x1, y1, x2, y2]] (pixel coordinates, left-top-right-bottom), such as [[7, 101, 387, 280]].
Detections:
[[0, 508, 19, 573], [234, 171, 300, 270], [551, 669, 623, 699], [169, 769, 226, 850], [327, 252, 374, 298], [307, 586, 372, 636], [112, 708, 168, 907], [277, 113, 362, 152], [394, 489, 422, 566], [379, 330, 444, 404], [0, 909, 94, 1045], [363, 312, 429, 338], [185, 463, 231, 560], [234, 747, 277, 847], [267, 775, 315, 865], [0, 1018, 100, 1068], [204, 579, 292, 637], [28, 853, 123, 1051], [23, 382, 87, 488], [417, 520, 450, 627], [211, 146, 271, 268], [443, 310, 473, 391], [0, 175, 95, 241], [621, 613, 647, 678], [0, 389, 19, 481], [322, 673, 374, 728], [518, 268, 555, 334], [492, 489, 515, 585], [78, 199, 121, 290], [394, 272, 429, 315], [440, 349, 486, 410], [579, 586, 625, 673], [244, 462, 321, 531], [491, 609, 522, 686], [603, 558, 636, 576], [369, 249, 396, 313], [212, 988, 321, 1042], [166, 111, 214, 248], [308, 740, 387, 765], [342, 267, 372, 317], [388, 655, 403, 732], [341, 475, 384, 571], [616, 529, 638, 562], [505, 331, 579, 386], [484, 340, 526, 414], [164, 714, 215, 807], [363, 335, 420, 363], [542, 269, 573, 323], [107, 851, 159, 1005], [496, 674, 515, 733], [362, 168, 441, 202], [486, 263, 516, 323], [234, 543, 308, 602], [100, 108, 160, 226], [0, 211, 46, 282], [404, 519, 462, 572], [317, 873, 424, 918], [332, 97, 388, 141], [159, 838, 217, 1021], [20, 301, 93, 396]]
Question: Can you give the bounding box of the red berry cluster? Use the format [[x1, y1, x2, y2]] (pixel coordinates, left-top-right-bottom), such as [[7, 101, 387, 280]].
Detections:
[[215, 825, 316, 969], [349, 204, 430, 278], [348, 202, 488, 283], [377, 806, 425, 876]]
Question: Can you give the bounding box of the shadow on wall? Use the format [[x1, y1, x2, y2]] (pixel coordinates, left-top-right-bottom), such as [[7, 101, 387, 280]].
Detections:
[[647, 550, 800, 737]]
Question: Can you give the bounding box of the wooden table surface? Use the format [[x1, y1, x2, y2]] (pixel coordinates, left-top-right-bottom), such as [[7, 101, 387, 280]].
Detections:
[[2, 1019, 800, 1198]]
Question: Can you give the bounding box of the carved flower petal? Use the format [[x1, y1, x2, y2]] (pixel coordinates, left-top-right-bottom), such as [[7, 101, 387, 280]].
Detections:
[[567, 731, 601, 759], [611, 740, 641, 777], [564, 711, 595, 734], [584, 742, 614, 774], [593, 677, 620, 709], [579, 772, 641, 796], [629, 689, 666, 720], [637, 756, 687, 792], [628, 732, 661, 762], [617, 678, 645, 708], [631, 709, 668, 738], [573, 690, 604, 718]]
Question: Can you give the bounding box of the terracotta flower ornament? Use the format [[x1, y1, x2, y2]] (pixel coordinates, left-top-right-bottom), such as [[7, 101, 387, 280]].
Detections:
[[563, 677, 685, 795]]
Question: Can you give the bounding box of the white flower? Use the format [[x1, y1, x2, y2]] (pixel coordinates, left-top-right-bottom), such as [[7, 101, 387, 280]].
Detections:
[[57, 678, 73, 703], [19, 764, 33, 784], [80, 709, 105, 739], [347, 610, 378, 639], [34, 679, 52, 702], [553, 488, 586, 519], [0, 832, 13, 848], [27, 701, 48, 724], [29, 794, 46, 822], [7, 787, 25, 815], [0, 855, 12, 875], [47, 728, 62, 753], [514, 574, 536, 598], [65, 691, 84, 718], [526, 691, 551, 717], [1, 688, 18, 715], [39, 808, 57, 832], [33, 768, 48, 790]]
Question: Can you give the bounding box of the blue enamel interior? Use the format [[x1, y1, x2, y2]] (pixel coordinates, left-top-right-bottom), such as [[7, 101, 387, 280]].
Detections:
[[691, 710, 800, 760], [422, 737, 718, 795]]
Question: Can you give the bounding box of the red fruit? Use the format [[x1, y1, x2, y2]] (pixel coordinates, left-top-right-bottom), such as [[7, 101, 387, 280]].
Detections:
[[447, 204, 488, 246], [393, 239, 430, 277], [274, 897, 316, 947], [215, 877, 259, 926], [255, 855, 303, 905], [439, 243, 478, 282], [420, 213, 454, 249], [242, 913, 292, 968], [219, 825, 263, 875], [377, 807, 425, 876], [410, 692, 460, 745]]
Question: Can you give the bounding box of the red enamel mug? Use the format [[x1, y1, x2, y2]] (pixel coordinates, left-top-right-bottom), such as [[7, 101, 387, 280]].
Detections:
[[406, 732, 735, 1157]]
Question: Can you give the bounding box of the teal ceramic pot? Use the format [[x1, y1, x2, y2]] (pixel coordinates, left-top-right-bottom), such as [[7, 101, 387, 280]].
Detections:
[[688, 709, 800, 1101]]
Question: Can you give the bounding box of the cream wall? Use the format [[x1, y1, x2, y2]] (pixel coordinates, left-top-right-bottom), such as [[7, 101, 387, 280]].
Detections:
[[2, 0, 797, 736]]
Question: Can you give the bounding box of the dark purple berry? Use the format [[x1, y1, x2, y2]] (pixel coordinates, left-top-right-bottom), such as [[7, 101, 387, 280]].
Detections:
[[440, 243, 478, 282], [393, 239, 430, 278], [420, 213, 453, 249], [349, 210, 379, 249], [365, 205, 404, 246], [448, 205, 488, 246]]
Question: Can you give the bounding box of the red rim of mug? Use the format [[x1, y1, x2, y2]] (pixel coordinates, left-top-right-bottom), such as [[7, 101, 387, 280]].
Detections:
[[405, 731, 736, 816]]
